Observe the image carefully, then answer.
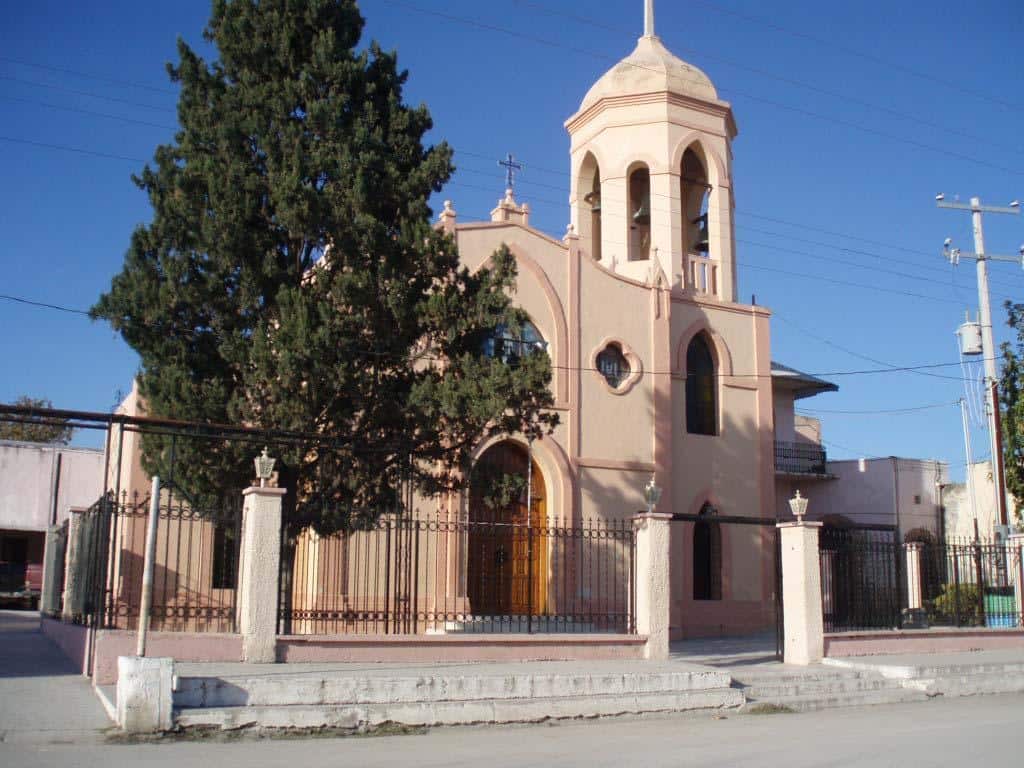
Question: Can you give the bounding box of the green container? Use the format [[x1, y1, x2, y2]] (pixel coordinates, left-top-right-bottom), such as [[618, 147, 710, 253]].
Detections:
[[984, 594, 1018, 628]]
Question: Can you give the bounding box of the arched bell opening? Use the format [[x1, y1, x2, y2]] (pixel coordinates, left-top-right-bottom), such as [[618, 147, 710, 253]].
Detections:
[[627, 164, 651, 262], [681, 147, 711, 257], [577, 152, 602, 262]]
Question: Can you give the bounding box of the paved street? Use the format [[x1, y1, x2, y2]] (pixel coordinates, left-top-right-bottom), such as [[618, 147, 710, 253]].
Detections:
[[1, 610, 1021, 767], [1, 692, 1020, 767]]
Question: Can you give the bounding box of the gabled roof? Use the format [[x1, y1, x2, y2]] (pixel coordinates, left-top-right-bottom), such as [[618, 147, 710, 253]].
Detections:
[[771, 361, 838, 401]]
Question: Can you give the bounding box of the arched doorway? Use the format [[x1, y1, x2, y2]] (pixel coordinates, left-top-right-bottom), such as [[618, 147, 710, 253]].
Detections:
[[468, 441, 547, 616]]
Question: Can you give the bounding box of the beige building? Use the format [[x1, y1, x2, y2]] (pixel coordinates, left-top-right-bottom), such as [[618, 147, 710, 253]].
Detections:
[[109, 8, 838, 641], [432, 17, 782, 638]]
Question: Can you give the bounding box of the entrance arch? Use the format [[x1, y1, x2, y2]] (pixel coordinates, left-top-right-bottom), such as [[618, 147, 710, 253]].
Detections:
[[468, 441, 548, 616]]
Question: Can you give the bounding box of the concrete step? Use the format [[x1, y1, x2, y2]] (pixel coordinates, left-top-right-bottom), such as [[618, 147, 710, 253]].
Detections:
[[741, 675, 904, 701], [823, 657, 1024, 680], [906, 672, 1024, 698], [744, 685, 930, 713], [174, 687, 745, 730], [174, 668, 732, 710]]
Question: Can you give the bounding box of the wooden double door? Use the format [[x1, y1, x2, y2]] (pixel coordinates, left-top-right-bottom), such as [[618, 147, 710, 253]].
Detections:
[[467, 442, 547, 616]]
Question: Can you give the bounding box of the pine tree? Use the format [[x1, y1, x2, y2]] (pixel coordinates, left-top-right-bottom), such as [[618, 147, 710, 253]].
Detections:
[[91, 0, 556, 532], [1000, 301, 1024, 522]]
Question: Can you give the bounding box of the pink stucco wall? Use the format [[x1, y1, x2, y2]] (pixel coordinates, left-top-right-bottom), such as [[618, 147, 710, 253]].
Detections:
[[278, 634, 647, 664], [825, 629, 1024, 657], [41, 616, 90, 675], [91, 630, 243, 685]]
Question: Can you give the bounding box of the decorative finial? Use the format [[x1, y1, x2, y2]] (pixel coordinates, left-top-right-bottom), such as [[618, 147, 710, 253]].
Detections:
[[644, 0, 655, 37]]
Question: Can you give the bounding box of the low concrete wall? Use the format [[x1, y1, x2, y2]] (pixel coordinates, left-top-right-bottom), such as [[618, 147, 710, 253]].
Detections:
[[673, 601, 774, 640], [40, 615, 89, 675], [92, 630, 243, 685], [825, 629, 1024, 657], [277, 634, 648, 664]]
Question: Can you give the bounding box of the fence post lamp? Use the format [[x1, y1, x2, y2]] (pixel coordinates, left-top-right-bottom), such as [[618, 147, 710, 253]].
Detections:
[[643, 476, 662, 515], [255, 447, 276, 488], [788, 489, 809, 523]]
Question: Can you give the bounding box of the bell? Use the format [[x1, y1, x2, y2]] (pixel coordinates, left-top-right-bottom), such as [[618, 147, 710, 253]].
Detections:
[[692, 213, 709, 253], [584, 190, 601, 213], [632, 199, 650, 226]]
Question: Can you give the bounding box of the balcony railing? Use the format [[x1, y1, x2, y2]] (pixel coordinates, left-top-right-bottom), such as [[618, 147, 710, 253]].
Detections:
[[775, 440, 828, 476], [685, 253, 719, 298]]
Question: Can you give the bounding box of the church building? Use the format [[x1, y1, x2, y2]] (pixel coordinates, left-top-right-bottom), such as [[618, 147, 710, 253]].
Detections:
[[441, 3, 777, 639], [103, 2, 796, 644]]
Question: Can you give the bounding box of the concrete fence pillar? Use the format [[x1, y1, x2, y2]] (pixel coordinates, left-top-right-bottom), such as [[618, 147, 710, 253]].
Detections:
[[632, 512, 671, 660], [905, 542, 924, 611], [62, 508, 86, 621], [40, 524, 67, 615], [238, 486, 285, 662], [777, 520, 824, 666], [116, 656, 173, 733], [1011, 534, 1024, 626]]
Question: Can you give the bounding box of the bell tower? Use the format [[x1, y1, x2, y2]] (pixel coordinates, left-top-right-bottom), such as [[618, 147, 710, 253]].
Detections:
[[565, 1, 739, 301]]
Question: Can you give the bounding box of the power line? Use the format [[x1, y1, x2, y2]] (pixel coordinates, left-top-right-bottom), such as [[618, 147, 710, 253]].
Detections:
[[511, 0, 1024, 156], [0, 56, 177, 95], [772, 311, 966, 382], [0, 94, 177, 131], [2, 73, 1009, 268], [0, 127, 1013, 308], [380, 0, 1023, 177], [0, 75, 172, 112], [798, 402, 958, 415], [0, 135, 144, 163], [0, 290, 998, 382], [738, 262, 969, 307], [682, 0, 1024, 114]]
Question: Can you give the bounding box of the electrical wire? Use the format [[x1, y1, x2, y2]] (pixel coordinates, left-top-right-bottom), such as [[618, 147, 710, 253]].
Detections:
[[379, 0, 1023, 176], [0, 291, 1002, 382], [511, 0, 1024, 156]]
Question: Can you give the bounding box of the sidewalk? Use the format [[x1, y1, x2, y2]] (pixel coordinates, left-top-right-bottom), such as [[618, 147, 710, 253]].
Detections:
[[0, 610, 113, 744]]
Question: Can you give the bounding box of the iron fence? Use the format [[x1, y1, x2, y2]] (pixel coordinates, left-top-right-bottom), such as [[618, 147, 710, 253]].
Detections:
[[918, 538, 1021, 629], [67, 487, 243, 633], [775, 441, 828, 476], [103, 487, 243, 632], [820, 528, 903, 632], [820, 529, 1023, 632], [279, 513, 636, 635]]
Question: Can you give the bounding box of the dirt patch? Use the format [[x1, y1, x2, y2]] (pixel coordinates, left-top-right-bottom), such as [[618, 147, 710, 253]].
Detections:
[[106, 722, 428, 745]]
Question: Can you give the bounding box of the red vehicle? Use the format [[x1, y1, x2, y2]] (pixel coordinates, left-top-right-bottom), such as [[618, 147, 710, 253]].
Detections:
[[0, 561, 42, 610]]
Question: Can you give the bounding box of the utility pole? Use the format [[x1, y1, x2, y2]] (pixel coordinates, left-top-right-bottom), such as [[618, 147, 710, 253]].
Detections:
[[938, 194, 1022, 527]]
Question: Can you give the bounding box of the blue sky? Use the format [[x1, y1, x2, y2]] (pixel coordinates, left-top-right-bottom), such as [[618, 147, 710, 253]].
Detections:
[[1, 0, 1021, 478]]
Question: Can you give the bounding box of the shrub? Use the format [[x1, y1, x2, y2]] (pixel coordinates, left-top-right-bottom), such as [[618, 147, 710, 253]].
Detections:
[[927, 583, 983, 625]]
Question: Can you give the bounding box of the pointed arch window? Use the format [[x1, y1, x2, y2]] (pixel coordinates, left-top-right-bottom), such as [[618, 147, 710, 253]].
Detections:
[[484, 319, 546, 363], [693, 503, 722, 601], [686, 334, 717, 435]]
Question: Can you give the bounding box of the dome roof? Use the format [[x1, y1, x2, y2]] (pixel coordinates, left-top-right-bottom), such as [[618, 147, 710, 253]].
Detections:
[[579, 35, 717, 113]]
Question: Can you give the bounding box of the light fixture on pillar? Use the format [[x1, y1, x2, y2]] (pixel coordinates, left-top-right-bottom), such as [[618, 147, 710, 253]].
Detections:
[[788, 490, 809, 523], [643, 476, 662, 515], [254, 447, 276, 488]]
